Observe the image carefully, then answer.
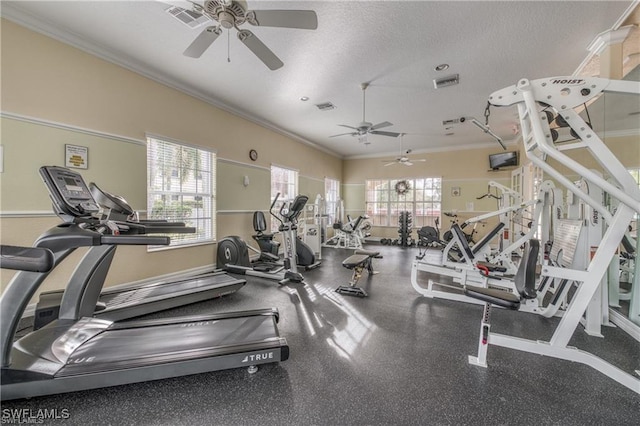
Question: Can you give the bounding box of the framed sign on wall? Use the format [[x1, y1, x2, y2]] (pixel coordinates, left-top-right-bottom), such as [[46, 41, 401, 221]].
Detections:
[[65, 144, 88, 169]]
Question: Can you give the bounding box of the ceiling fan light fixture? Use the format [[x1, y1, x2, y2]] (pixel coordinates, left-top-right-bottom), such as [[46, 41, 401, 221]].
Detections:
[[300, 96, 309, 102], [179, 0, 318, 70]]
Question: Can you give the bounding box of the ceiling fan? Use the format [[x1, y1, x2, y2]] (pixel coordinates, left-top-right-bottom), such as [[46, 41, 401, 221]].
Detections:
[[330, 83, 401, 141], [164, 0, 318, 70], [382, 134, 427, 166]]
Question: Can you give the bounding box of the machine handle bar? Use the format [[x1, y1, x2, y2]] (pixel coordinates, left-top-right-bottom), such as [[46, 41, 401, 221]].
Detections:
[[101, 235, 170, 246], [270, 192, 283, 225]]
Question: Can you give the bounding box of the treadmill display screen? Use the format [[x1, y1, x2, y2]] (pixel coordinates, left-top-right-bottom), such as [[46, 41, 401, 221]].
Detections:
[[64, 177, 83, 192]]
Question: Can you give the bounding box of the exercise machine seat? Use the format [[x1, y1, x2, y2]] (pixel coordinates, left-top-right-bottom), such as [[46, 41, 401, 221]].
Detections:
[[342, 250, 381, 269], [464, 239, 540, 309], [253, 211, 275, 237], [464, 286, 521, 310]]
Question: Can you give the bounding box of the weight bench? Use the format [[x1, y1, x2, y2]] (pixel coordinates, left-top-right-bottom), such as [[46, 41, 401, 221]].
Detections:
[[336, 249, 383, 297]]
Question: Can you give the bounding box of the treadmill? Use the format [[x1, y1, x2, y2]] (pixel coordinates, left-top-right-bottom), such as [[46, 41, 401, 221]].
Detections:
[[33, 180, 245, 329], [0, 166, 289, 401]]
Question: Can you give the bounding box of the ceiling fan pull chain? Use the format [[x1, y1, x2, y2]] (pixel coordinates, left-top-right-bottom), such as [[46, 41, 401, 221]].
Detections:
[[484, 102, 491, 126], [227, 29, 231, 63]]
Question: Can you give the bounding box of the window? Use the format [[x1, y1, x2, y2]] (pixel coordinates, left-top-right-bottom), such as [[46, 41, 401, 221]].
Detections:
[[629, 168, 640, 188], [325, 177, 340, 224], [365, 178, 441, 228], [628, 168, 640, 221], [147, 136, 215, 248], [270, 165, 298, 231]]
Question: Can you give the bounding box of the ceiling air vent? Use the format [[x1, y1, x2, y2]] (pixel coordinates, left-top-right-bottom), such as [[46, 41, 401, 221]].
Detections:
[[433, 74, 460, 89], [442, 118, 461, 126], [165, 6, 209, 28], [315, 102, 336, 111]]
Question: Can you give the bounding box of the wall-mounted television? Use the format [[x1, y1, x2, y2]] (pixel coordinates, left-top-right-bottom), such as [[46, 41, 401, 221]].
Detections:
[[489, 151, 519, 170]]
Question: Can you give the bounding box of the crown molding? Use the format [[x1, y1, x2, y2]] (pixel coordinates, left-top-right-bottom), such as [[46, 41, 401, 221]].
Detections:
[[1, 4, 342, 159]]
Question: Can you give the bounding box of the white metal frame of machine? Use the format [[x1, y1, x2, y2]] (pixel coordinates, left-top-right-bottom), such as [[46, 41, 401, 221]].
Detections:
[[411, 181, 559, 306], [467, 76, 640, 394]]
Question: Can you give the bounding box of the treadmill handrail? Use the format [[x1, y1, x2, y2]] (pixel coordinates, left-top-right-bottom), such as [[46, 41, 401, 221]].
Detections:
[[0, 246, 54, 273], [1, 224, 169, 368], [101, 235, 170, 245]]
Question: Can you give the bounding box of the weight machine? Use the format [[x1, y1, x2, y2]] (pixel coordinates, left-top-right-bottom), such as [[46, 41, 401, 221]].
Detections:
[[411, 180, 559, 306], [474, 180, 522, 251], [464, 76, 640, 394], [324, 214, 370, 250]]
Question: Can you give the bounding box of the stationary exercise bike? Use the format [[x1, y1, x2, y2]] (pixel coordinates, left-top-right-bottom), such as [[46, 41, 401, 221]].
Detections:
[[218, 193, 308, 284]]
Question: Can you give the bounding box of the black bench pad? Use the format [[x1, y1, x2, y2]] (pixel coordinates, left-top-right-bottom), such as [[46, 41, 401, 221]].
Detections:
[[464, 285, 521, 310], [354, 249, 380, 257], [342, 254, 371, 269]]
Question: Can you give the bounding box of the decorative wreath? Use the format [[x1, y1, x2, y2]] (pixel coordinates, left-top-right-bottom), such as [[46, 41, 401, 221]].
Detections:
[[394, 179, 411, 195]]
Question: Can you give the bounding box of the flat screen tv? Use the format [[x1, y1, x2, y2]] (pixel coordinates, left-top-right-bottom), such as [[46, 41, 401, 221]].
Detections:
[[489, 151, 518, 170]]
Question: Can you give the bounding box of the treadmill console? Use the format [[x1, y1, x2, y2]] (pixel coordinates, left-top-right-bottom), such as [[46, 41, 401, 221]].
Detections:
[[39, 166, 100, 218]]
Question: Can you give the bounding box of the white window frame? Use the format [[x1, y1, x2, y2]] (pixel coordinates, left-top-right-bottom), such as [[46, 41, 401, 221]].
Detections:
[[365, 177, 442, 228], [270, 165, 298, 232], [147, 135, 216, 250], [325, 177, 340, 224], [628, 168, 640, 222]]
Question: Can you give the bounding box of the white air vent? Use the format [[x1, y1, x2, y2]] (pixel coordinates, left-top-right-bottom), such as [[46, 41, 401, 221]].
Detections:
[[442, 118, 461, 126], [166, 6, 209, 28], [315, 102, 336, 111], [433, 74, 460, 89]]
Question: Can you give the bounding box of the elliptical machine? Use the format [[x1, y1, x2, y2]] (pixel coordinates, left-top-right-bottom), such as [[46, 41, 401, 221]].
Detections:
[[218, 193, 307, 284], [252, 208, 320, 271]]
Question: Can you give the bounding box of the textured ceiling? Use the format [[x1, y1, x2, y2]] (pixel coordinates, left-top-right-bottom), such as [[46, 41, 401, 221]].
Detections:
[[2, 0, 637, 159]]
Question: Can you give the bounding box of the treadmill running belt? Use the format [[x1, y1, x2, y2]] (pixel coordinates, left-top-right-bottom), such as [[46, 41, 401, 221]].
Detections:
[[99, 273, 244, 310], [57, 315, 281, 376]]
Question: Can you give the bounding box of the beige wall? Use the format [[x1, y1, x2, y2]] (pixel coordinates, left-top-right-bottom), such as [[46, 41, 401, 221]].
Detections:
[[547, 134, 640, 178], [342, 145, 515, 239], [0, 19, 341, 297]]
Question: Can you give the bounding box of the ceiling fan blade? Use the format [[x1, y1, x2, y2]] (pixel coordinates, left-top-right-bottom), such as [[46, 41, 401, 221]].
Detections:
[[183, 26, 221, 58], [370, 121, 393, 131], [415, 159, 428, 162], [330, 132, 357, 138], [404, 162, 413, 166], [237, 29, 283, 70], [337, 124, 359, 130], [248, 10, 318, 30], [383, 162, 396, 167], [370, 130, 401, 138]]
